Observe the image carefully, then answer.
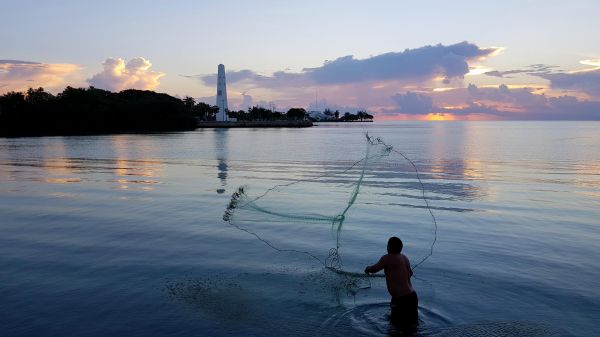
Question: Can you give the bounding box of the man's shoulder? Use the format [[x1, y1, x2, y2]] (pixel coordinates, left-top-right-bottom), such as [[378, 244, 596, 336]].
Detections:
[[401, 253, 411, 264], [380, 253, 392, 261]]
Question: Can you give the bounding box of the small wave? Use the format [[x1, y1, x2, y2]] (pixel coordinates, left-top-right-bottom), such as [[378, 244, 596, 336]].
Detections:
[[318, 302, 567, 337]]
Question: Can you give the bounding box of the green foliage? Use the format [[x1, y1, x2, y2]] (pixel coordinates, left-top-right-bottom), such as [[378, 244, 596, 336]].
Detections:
[[248, 106, 272, 120], [0, 86, 200, 137], [192, 102, 219, 121], [286, 108, 306, 120], [339, 110, 373, 122]]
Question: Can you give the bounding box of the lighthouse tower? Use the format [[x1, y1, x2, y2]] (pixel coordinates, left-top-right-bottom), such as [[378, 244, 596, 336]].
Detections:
[[216, 64, 229, 121]]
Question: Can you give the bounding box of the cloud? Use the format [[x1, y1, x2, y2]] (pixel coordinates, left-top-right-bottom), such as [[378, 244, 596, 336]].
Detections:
[[539, 68, 600, 97], [466, 84, 548, 109], [391, 92, 433, 115], [185, 42, 599, 120], [440, 84, 600, 120], [88, 57, 165, 91], [487, 62, 600, 98], [241, 91, 253, 109], [193, 42, 499, 90], [304, 42, 498, 84], [0, 59, 81, 93], [484, 64, 558, 78], [381, 84, 600, 120], [195, 69, 308, 88], [580, 59, 600, 67]]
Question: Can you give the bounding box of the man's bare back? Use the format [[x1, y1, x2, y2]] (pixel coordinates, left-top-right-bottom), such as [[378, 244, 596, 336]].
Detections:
[[365, 252, 414, 297], [364, 236, 419, 327]]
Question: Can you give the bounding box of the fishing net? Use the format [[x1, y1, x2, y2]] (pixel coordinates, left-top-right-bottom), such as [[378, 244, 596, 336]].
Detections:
[[223, 134, 437, 280]]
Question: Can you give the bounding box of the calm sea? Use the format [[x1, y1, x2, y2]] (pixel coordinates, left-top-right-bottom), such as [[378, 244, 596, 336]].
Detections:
[[0, 122, 598, 336]]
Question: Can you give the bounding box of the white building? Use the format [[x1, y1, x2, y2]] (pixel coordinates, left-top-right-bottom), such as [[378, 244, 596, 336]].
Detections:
[[216, 64, 229, 122]]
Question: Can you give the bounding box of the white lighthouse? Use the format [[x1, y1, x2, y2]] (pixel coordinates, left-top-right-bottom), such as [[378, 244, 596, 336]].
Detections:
[[216, 64, 229, 122]]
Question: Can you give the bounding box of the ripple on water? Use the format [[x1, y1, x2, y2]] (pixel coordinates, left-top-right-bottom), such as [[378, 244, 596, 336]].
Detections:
[[318, 302, 568, 337], [319, 302, 450, 336]]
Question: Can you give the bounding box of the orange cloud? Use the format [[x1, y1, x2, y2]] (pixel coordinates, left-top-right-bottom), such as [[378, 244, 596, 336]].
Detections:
[[0, 60, 81, 93], [88, 57, 165, 91]]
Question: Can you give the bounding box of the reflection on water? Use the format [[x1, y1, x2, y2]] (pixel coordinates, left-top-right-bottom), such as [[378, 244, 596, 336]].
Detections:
[[0, 122, 598, 337], [110, 135, 163, 192], [213, 129, 229, 194]]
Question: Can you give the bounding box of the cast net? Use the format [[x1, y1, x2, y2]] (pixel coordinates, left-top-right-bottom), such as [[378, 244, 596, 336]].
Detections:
[[223, 134, 437, 281]]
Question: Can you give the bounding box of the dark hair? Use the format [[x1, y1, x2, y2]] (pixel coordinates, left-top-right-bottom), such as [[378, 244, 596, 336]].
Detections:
[[387, 236, 403, 254]]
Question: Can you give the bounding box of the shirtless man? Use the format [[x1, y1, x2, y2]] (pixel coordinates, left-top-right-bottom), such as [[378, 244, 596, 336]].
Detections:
[[364, 236, 418, 326]]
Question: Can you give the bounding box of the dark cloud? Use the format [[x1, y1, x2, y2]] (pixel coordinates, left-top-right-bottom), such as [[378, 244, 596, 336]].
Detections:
[[486, 63, 600, 97], [539, 68, 600, 97], [467, 83, 548, 108], [484, 64, 558, 78], [485, 70, 527, 78], [442, 96, 600, 120], [382, 84, 600, 120], [192, 69, 306, 88], [0, 60, 41, 65], [191, 42, 498, 89], [391, 92, 433, 115], [442, 84, 600, 120], [305, 42, 497, 84]]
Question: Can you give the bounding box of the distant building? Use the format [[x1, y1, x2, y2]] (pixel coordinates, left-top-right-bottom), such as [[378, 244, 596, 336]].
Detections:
[[216, 64, 229, 122], [307, 110, 336, 121]]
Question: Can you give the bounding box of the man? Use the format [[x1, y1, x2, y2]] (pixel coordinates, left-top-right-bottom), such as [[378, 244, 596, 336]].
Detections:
[[364, 236, 418, 327]]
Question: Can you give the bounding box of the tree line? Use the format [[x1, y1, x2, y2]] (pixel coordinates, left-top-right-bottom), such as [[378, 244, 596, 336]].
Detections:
[[0, 86, 371, 137], [0, 87, 198, 137], [321, 108, 374, 122]]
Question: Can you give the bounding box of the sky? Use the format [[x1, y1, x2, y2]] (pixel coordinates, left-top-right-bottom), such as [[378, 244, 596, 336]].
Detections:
[[1, 0, 599, 120]]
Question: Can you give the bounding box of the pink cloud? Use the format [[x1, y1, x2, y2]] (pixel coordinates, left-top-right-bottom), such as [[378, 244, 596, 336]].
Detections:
[[88, 57, 165, 91], [0, 60, 81, 93]]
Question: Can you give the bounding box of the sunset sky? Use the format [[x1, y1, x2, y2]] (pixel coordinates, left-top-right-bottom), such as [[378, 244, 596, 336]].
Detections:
[[1, 0, 599, 120]]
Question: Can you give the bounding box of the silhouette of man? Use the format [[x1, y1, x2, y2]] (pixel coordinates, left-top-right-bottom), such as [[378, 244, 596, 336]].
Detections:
[[364, 236, 418, 327]]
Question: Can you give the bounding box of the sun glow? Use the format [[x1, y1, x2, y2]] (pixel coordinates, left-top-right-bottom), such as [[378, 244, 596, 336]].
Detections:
[[426, 113, 456, 121], [579, 59, 600, 67], [466, 65, 493, 76], [433, 87, 457, 92]]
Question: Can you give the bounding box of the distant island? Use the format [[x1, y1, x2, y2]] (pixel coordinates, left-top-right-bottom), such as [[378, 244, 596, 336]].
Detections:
[[0, 86, 372, 137]]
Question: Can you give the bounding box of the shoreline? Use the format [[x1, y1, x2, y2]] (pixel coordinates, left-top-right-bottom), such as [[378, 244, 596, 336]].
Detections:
[[197, 120, 313, 128]]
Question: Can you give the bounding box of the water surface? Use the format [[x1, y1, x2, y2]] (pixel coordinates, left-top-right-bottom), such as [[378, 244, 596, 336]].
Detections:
[[1, 122, 598, 336]]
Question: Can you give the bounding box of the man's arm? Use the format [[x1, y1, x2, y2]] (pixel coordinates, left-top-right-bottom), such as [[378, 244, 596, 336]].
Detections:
[[364, 255, 386, 274]]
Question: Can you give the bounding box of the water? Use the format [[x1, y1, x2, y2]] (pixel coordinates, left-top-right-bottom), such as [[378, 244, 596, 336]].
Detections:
[[0, 122, 598, 336]]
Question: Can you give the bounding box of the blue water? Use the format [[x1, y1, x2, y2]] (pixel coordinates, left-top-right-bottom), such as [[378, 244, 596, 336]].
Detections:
[[0, 122, 598, 336]]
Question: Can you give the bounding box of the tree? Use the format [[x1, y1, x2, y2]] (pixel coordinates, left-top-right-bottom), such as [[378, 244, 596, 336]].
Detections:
[[287, 107, 306, 120], [228, 109, 248, 121], [0, 91, 26, 112], [26, 87, 54, 104], [249, 106, 273, 120], [182, 96, 195, 110], [0, 86, 197, 136], [334, 110, 340, 119], [193, 102, 219, 120], [357, 110, 365, 121]]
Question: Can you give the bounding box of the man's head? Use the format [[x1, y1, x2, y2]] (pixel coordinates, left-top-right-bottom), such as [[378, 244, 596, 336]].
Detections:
[[387, 236, 403, 254]]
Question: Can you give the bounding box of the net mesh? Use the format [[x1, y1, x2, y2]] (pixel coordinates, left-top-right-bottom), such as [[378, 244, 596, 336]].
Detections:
[[223, 133, 437, 280]]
